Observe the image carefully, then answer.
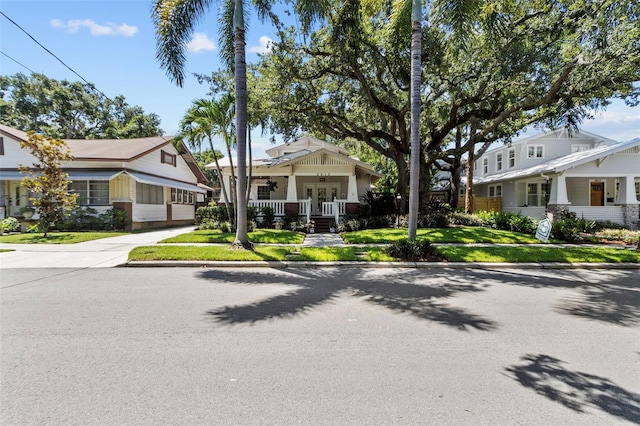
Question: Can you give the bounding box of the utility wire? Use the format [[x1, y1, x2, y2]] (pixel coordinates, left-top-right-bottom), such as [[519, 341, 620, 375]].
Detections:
[[0, 51, 37, 74], [0, 11, 110, 99]]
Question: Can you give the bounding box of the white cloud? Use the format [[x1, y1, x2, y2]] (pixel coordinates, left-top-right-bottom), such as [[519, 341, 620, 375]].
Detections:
[[187, 33, 217, 53], [248, 36, 273, 54], [50, 19, 138, 37]]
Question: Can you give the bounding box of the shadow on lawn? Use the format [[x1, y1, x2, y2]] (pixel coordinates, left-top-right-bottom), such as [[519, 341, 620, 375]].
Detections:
[[199, 268, 496, 330], [506, 354, 640, 423]]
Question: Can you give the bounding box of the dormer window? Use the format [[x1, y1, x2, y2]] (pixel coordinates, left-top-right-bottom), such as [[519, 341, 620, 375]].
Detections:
[[508, 149, 515, 168], [496, 153, 503, 171], [483, 158, 488, 174], [571, 144, 590, 153], [161, 150, 176, 166], [527, 145, 544, 159]]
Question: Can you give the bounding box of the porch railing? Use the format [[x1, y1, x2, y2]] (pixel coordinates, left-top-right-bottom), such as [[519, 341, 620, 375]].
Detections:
[[321, 200, 346, 217], [248, 200, 285, 216]]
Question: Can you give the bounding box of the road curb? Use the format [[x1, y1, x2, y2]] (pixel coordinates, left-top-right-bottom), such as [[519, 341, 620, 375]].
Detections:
[[124, 260, 640, 269]]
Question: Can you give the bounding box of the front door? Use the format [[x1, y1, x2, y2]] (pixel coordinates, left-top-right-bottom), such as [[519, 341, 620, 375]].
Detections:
[[305, 184, 340, 215], [590, 182, 604, 206]]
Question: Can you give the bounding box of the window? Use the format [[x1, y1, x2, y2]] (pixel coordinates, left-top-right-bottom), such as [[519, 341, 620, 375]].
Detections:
[[527, 183, 538, 206], [257, 185, 270, 200], [69, 180, 110, 205], [508, 149, 515, 168], [473, 161, 478, 171], [161, 150, 176, 166], [571, 144, 590, 153], [526, 182, 550, 206], [136, 182, 164, 204], [170, 188, 195, 204], [489, 185, 503, 197], [527, 145, 544, 159], [496, 153, 503, 171], [636, 182, 640, 198], [0, 137, 4, 155], [483, 158, 488, 174]]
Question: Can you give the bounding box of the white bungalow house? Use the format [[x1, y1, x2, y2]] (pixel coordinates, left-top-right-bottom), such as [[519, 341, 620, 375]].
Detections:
[[0, 124, 209, 230], [210, 136, 382, 226], [466, 130, 640, 229]]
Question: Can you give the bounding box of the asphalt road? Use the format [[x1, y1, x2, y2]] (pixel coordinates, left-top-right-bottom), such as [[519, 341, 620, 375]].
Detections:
[[2, 266, 639, 425]]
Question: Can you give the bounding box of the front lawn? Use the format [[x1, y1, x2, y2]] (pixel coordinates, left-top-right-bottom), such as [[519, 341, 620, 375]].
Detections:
[[160, 229, 306, 244], [342, 227, 545, 244], [436, 245, 640, 263], [129, 245, 393, 262], [0, 231, 130, 244]]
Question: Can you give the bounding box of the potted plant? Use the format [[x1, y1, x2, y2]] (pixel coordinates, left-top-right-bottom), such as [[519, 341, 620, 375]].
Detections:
[[306, 219, 315, 233], [329, 222, 336, 233], [19, 206, 35, 219]]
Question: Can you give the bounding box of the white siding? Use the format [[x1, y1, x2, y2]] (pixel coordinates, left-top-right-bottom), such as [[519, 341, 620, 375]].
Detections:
[[172, 204, 195, 221], [128, 144, 199, 184], [133, 204, 166, 222]]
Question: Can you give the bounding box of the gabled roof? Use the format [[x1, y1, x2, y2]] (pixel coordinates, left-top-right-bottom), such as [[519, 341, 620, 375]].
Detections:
[[474, 138, 640, 184], [265, 135, 349, 157], [0, 124, 208, 183]]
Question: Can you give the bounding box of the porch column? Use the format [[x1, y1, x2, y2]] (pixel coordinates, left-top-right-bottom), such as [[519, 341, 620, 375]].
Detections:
[[615, 175, 639, 204], [548, 173, 570, 205], [222, 175, 232, 203], [547, 173, 570, 222], [617, 175, 639, 230], [347, 174, 358, 202], [287, 175, 297, 201]]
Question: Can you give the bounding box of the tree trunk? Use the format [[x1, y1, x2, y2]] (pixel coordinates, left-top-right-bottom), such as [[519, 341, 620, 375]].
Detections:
[[407, 0, 422, 240], [232, 2, 251, 248], [465, 146, 475, 213]]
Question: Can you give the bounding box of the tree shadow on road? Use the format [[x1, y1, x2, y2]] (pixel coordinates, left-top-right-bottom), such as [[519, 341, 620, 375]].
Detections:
[[199, 268, 496, 330], [505, 354, 640, 423], [466, 268, 640, 327]]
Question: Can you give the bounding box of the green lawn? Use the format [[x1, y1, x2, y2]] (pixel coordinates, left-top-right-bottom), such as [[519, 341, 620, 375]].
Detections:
[[0, 231, 129, 244], [160, 229, 306, 244], [436, 245, 640, 263], [129, 245, 393, 262], [342, 227, 545, 244]]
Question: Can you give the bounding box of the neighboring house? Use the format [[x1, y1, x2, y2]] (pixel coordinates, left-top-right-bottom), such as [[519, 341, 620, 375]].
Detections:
[[464, 129, 640, 228], [211, 135, 382, 224], [0, 124, 209, 230]]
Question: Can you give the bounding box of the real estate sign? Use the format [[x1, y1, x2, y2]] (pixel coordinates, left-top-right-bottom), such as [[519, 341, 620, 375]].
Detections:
[[535, 218, 552, 243]]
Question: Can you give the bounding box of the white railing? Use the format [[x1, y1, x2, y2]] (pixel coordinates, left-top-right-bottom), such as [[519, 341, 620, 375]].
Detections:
[[322, 200, 347, 217], [568, 206, 625, 225], [298, 198, 312, 224], [248, 200, 285, 216]]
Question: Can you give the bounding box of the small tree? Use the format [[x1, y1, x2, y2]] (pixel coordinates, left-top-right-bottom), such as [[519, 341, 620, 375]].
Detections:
[[19, 132, 78, 236]]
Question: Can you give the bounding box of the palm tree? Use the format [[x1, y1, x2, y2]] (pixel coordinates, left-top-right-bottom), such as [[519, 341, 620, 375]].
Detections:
[[152, 0, 264, 248], [179, 96, 236, 225]]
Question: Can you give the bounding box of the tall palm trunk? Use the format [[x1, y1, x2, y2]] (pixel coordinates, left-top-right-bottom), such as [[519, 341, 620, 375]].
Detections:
[[233, 0, 250, 248], [407, 0, 422, 240], [246, 126, 253, 205]]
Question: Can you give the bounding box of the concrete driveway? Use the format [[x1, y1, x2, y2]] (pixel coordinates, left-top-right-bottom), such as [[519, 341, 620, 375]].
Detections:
[[0, 226, 195, 268]]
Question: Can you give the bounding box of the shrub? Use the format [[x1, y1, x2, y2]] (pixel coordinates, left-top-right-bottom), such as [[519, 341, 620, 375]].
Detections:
[[447, 211, 483, 227], [478, 211, 536, 234], [0, 217, 20, 234], [196, 205, 229, 225], [551, 220, 582, 242], [259, 206, 275, 229], [385, 239, 436, 261]]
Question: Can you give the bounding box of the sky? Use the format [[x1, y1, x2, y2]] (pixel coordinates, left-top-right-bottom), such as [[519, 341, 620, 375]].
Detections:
[[1, 0, 638, 160]]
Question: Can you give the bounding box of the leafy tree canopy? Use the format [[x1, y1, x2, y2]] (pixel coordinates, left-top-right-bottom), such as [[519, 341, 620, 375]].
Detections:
[[254, 0, 640, 204], [0, 73, 163, 139]]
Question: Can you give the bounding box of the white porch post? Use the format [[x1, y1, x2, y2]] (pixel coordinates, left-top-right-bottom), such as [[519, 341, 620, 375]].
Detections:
[[347, 175, 358, 202], [615, 175, 639, 204], [548, 173, 570, 205], [287, 175, 297, 201], [222, 175, 232, 203]]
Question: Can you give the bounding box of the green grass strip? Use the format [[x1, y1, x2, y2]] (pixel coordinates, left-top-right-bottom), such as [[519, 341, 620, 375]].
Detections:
[[342, 227, 544, 244], [160, 229, 305, 244], [129, 245, 394, 262], [436, 246, 640, 263], [0, 232, 129, 244]]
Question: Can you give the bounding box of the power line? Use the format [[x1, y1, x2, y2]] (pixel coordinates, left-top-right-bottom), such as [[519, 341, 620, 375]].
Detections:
[[0, 11, 109, 99], [0, 51, 36, 74]]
